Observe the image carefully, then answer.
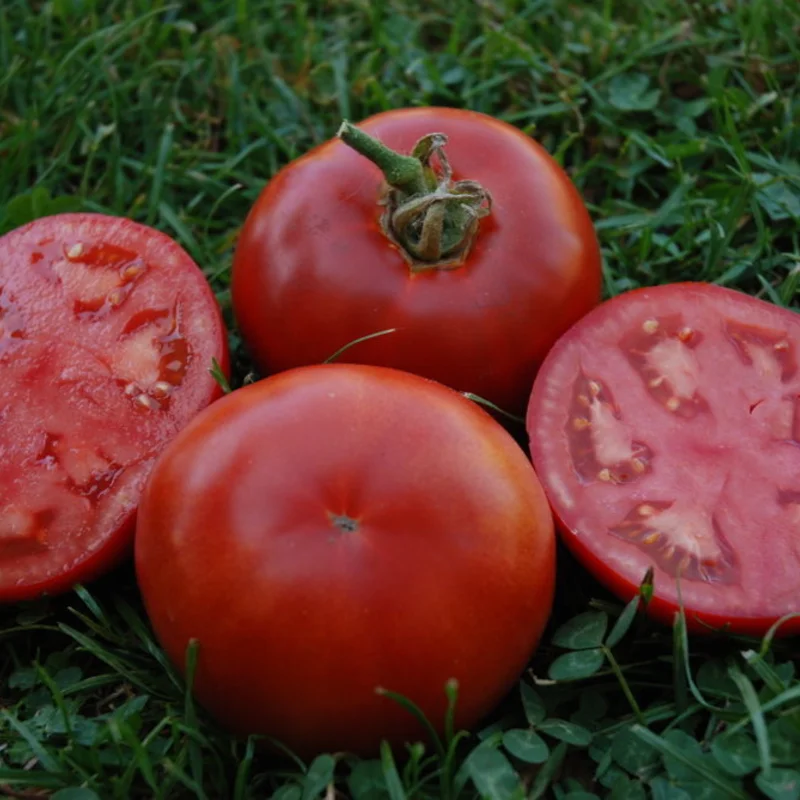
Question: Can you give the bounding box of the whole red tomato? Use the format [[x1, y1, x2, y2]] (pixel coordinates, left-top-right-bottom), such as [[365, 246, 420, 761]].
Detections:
[[231, 107, 601, 416], [135, 364, 556, 757]]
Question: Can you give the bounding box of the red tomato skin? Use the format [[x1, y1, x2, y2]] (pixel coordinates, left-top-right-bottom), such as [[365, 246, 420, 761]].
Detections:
[[231, 106, 602, 417], [0, 213, 229, 603], [135, 364, 556, 757], [526, 282, 800, 638]]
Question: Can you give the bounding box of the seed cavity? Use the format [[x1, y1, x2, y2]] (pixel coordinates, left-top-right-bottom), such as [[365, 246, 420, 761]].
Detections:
[[113, 307, 188, 408], [610, 500, 738, 584], [566, 372, 653, 485], [0, 507, 37, 543], [0, 285, 25, 351], [621, 314, 708, 419], [0, 507, 50, 553], [54, 243, 149, 319], [726, 321, 797, 384], [29, 433, 125, 508]]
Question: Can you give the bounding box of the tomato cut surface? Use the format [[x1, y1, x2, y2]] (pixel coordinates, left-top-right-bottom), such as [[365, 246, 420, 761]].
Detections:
[[135, 364, 556, 757], [526, 282, 800, 635], [0, 213, 228, 602]]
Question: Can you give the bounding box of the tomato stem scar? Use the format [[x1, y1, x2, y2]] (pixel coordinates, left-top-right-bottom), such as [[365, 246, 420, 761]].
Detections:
[[329, 513, 360, 534]]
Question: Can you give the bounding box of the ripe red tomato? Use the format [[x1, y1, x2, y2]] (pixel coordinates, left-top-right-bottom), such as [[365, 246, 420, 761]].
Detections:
[[231, 107, 601, 416], [135, 364, 556, 757], [526, 282, 800, 636], [0, 213, 228, 603]]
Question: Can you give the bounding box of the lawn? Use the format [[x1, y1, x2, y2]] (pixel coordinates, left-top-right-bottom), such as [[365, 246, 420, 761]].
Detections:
[[2, 0, 800, 798]]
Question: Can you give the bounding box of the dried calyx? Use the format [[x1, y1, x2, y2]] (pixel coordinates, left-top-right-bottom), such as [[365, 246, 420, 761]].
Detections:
[[337, 121, 492, 272]]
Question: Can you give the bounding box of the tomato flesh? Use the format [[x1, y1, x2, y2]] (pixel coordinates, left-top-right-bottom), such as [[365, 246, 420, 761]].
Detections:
[[0, 213, 228, 602], [527, 282, 800, 635], [135, 364, 556, 757]]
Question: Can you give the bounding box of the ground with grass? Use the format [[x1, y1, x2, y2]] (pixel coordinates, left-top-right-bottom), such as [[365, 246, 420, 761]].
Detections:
[[2, 1, 800, 798]]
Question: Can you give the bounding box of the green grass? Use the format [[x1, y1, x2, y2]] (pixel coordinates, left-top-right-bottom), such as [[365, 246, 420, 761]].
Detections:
[[2, 0, 800, 797]]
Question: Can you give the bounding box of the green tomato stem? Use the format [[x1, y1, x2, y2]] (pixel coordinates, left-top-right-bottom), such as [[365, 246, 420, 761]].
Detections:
[[337, 121, 429, 196], [337, 120, 492, 270]]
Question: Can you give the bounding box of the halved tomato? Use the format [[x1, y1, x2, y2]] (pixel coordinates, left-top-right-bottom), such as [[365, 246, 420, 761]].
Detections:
[[526, 282, 800, 636], [0, 213, 228, 602]]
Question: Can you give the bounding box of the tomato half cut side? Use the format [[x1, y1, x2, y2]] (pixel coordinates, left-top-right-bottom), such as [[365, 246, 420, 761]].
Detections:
[[0, 213, 228, 603], [526, 282, 800, 636]]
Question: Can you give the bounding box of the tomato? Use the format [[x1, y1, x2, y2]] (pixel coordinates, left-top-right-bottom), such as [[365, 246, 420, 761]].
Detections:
[[135, 363, 556, 757], [526, 281, 800, 636], [0, 213, 228, 603], [231, 107, 601, 416]]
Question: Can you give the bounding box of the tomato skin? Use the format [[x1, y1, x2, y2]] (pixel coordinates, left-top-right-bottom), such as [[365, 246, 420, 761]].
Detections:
[[135, 364, 556, 757], [0, 213, 229, 603], [526, 282, 800, 637], [231, 107, 601, 416]]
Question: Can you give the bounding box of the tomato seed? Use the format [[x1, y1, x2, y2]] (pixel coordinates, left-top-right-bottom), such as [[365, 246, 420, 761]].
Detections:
[[135, 394, 160, 410], [151, 381, 172, 398], [122, 263, 145, 280]]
